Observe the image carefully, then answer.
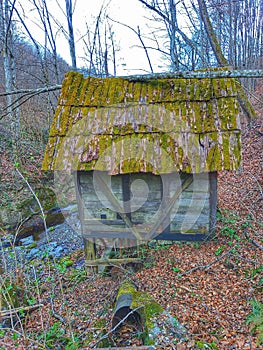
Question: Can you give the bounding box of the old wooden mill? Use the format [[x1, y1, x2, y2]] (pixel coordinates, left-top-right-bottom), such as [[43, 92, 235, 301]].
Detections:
[[43, 69, 242, 268]]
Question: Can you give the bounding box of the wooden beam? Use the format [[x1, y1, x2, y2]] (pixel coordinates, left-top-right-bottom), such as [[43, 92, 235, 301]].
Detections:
[[82, 231, 136, 239], [155, 232, 206, 241], [94, 172, 144, 242], [86, 258, 142, 266], [209, 172, 217, 235], [122, 69, 263, 81], [145, 176, 193, 240]]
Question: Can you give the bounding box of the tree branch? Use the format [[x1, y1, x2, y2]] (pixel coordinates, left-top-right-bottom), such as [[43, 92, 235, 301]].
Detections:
[[197, 0, 257, 120], [108, 16, 153, 73], [0, 304, 43, 318], [179, 244, 239, 277], [197, 0, 228, 66], [244, 231, 263, 252], [121, 69, 263, 81], [0, 85, 62, 97]]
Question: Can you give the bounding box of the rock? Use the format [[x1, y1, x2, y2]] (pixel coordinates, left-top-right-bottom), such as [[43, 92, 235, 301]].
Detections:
[[0, 180, 57, 230], [26, 247, 41, 260], [52, 245, 64, 257], [148, 311, 187, 345], [20, 236, 34, 246], [1, 208, 83, 274]]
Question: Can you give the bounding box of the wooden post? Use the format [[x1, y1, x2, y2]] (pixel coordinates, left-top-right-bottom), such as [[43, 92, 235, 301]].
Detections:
[[83, 238, 97, 274], [209, 172, 217, 235], [74, 171, 98, 273]]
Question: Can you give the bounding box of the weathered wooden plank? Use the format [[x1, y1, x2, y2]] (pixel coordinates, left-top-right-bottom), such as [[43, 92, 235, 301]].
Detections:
[[83, 221, 126, 232], [144, 176, 193, 240], [85, 258, 142, 266], [173, 196, 210, 207], [155, 232, 206, 241], [82, 231, 137, 239], [170, 214, 209, 225], [170, 221, 209, 233], [122, 69, 263, 81], [209, 172, 217, 234], [170, 210, 210, 224]]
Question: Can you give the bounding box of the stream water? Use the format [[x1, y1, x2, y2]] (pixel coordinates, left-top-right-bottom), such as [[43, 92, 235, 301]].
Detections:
[[0, 204, 84, 274]]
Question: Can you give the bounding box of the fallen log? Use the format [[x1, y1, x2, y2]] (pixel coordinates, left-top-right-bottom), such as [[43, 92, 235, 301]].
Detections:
[[110, 280, 188, 348]]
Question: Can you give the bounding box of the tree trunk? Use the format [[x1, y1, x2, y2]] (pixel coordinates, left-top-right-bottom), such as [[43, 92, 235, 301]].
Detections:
[[0, 0, 21, 160], [197, 0, 257, 121], [65, 0, 77, 70]]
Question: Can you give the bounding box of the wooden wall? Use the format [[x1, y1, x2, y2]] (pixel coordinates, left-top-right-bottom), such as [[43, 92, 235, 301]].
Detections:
[[77, 171, 216, 241]]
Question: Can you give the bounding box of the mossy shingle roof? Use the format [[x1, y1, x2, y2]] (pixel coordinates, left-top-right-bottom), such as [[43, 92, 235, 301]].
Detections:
[[42, 71, 241, 174]]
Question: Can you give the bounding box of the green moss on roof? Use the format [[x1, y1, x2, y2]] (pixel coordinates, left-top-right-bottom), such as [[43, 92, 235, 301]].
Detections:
[[42, 71, 241, 174]]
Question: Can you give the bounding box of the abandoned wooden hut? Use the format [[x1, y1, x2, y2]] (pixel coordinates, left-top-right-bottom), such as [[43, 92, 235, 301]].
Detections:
[[42, 71, 241, 260]]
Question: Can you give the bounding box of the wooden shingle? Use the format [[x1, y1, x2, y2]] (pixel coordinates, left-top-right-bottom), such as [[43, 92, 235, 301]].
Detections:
[[42, 71, 241, 174]]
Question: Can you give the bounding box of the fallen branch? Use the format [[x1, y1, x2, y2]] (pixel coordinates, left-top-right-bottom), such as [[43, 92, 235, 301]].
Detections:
[[244, 231, 263, 252], [179, 244, 238, 277], [86, 258, 142, 266], [0, 85, 62, 97], [1, 69, 262, 99], [50, 297, 68, 324], [0, 304, 43, 318], [122, 69, 263, 81], [15, 168, 49, 242]]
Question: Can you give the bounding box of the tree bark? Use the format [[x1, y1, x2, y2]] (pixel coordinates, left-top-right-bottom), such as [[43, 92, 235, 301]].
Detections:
[[197, 0, 257, 121], [197, 0, 228, 66], [65, 0, 77, 70], [0, 0, 21, 160]]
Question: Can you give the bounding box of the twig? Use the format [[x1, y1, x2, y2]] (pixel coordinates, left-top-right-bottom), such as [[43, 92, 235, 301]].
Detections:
[[50, 297, 67, 324], [15, 168, 49, 243], [108, 16, 153, 74], [179, 244, 238, 277], [241, 171, 263, 199], [179, 286, 192, 293], [244, 231, 263, 252], [90, 305, 144, 348], [0, 304, 43, 318], [0, 327, 46, 349], [0, 85, 62, 97]]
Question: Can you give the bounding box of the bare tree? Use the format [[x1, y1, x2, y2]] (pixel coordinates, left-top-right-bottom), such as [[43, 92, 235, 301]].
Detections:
[[0, 0, 20, 159], [137, 0, 206, 70], [197, 0, 257, 120], [206, 0, 263, 70], [30, 0, 60, 83], [203, 0, 263, 93], [65, 0, 77, 70], [81, 4, 118, 77]]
